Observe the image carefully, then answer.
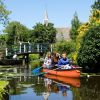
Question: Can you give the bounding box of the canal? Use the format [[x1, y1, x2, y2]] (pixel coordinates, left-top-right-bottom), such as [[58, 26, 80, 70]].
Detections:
[[0, 65, 100, 100]]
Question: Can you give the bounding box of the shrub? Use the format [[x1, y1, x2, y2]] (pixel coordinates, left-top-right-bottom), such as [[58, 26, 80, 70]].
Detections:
[[77, 25, 100, 72], [53, 40, 76, 54], [30, 60, 41, 70], [29, 54, 40, 61]]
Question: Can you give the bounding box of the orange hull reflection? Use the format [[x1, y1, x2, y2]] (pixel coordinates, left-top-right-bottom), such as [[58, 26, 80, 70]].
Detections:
[[44, 74, 80, 87]]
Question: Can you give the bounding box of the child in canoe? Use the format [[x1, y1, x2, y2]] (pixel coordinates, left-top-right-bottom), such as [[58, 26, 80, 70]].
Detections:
[[52, 52, 61, 67], [58, 52, 72, 69], [43, 52, 52, 69]]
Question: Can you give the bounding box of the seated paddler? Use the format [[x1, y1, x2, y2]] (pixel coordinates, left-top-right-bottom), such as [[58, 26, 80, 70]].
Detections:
[[58, 52, 72, 69], [43, 52, 52, 69]]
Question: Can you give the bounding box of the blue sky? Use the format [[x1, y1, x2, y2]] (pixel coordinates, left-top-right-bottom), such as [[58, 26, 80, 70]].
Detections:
[[2, 0, 95, 30]]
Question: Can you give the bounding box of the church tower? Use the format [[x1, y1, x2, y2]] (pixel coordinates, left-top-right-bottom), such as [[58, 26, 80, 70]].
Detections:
[[44, 10, 49, 26]]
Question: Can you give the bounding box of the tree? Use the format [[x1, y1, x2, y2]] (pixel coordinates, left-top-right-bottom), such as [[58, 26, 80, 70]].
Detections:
[[53, 40, 76, 54], [0, 0, 11, 26], [70, 12, 81, 40], [31, 23, 57, 43], [0, 34, 7, 46], [91, 0, 100, 10], [73, 0, 100, 64], [77, 25, 100, 72], [4, 21, 30, 46], [89, 0, 100, 25]]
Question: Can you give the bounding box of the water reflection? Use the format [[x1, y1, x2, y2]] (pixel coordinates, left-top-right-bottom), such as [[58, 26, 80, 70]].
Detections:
[[10, 74, 74, 100], [1, 67, 98, 100], [79, 77, 100, 100], [43, 78, 73, 100], [43, 78, 52, 100]]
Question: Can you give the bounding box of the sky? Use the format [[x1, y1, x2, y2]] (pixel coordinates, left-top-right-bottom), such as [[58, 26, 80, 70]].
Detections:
[[1, 0, 95, 31]]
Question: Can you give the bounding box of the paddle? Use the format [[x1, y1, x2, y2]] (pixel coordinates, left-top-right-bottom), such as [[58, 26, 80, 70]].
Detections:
[[32, 65, 60, 76], [32, 66, 42, 74]]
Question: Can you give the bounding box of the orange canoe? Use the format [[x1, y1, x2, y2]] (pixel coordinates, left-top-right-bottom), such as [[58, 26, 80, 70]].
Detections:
[[43, 69, 80, 78], [44, 74, 80, 87]]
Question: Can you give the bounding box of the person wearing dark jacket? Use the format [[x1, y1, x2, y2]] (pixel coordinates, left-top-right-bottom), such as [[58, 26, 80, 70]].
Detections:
[[58, 53, 71, 69]]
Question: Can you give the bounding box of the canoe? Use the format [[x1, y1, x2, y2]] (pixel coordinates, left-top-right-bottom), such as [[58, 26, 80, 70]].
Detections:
[[43, 68, 80, 78], [44, 74, 80, 87]]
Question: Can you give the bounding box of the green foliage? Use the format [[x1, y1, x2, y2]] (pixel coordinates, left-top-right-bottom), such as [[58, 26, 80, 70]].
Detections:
[[31, 23, 57, 43], [30, 60, 40, 70], [29, 54, 40, 61], [4, 21, 30, 46], [0, 81, 9, 99], [70, 12, 81, 40], [0, 0, 11, 26], [67, 52, 74, 59], [73, 1, 100, 64], [0, 34, 7, 46], [91, 0, 100, 10], [77, 25, 100, 72], [53, 40, 76, 54]]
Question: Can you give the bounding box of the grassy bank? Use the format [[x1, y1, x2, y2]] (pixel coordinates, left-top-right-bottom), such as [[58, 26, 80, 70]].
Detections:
[[81, 73, 100, 77]]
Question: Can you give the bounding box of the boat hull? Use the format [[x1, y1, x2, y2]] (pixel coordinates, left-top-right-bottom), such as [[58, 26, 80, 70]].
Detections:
[[43, 69, 80, 78], [44, 74, 80, 87]]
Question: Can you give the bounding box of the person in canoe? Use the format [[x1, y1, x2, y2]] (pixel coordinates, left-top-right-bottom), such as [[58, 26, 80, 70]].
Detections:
[[57, 83, 70, 96], [52, 52, 61, 67], [43, 52, 52, 69], [58, 52, 72, 69]]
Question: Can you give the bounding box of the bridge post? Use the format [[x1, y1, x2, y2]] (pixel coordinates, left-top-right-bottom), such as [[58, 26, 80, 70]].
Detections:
[[5, 48, 8, 56], [24, 44, 26, 53], [40, 44, 42, 52], [22, 54, 29, 68], [19, 41, 22, 53], [51, 44, 53, 52], [37, 44, 39, 52], [28, 41, 31, 52]]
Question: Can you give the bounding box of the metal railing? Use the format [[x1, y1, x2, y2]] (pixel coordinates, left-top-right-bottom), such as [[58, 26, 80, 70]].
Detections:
[[5, 43, 52, 56]]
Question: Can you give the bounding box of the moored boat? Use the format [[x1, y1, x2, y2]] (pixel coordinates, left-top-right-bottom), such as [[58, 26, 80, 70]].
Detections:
[[43, 68, 80, 78], [44, 74, 80, 87]]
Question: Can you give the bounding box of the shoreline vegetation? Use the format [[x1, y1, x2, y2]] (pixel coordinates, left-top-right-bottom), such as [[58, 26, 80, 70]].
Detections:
[[0, 81, 9, 100]]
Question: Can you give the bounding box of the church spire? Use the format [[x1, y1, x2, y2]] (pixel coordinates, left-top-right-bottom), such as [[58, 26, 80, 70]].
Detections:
[[44, 10, 49, 26]]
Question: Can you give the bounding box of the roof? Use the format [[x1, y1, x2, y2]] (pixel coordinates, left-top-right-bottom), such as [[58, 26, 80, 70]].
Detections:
[[56, 27, 70, 41]]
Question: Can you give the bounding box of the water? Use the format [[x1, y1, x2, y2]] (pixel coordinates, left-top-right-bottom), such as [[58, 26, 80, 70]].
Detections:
[[0, 66, 100, 100], [9, 76, 74, 100]]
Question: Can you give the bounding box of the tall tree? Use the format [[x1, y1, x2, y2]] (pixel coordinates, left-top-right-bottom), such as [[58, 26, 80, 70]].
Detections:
[[89, 0, 100, 25], [91, 0, 100, 10], [0, 0, 10, 26], [4, 21, 30, 46], [70, 12, 81, 40], [31, 23, 57, 43]]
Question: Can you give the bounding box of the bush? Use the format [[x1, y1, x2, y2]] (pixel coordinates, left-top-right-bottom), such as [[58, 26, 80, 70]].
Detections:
[[77, 25, 100, 72], [29, 54, 40, 61], [30, 60, 41, 70], [53, 40, 76, 54]]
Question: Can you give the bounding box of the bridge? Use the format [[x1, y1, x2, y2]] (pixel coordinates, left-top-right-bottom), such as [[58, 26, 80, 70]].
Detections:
[[1, 42, 53, 66], [5, 42, 53, 56]]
